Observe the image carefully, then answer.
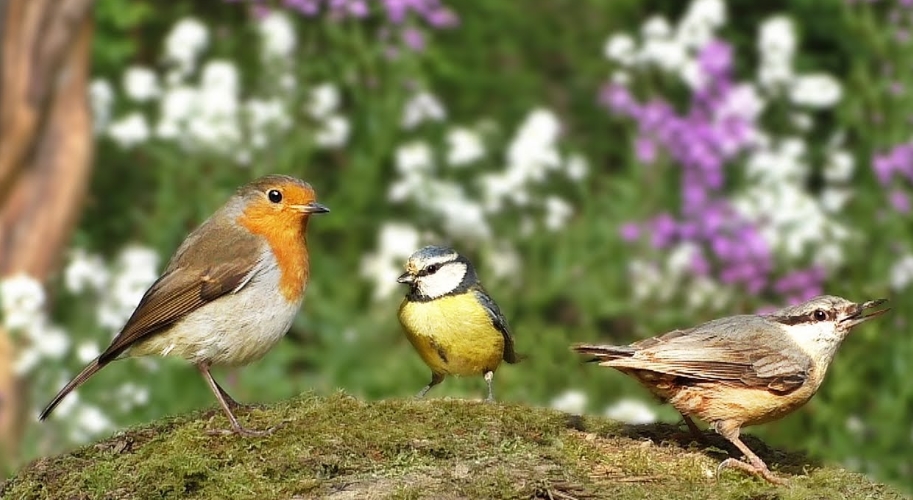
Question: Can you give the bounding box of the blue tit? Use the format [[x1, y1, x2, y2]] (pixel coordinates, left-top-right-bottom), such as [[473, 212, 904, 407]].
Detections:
[[396, 245, 520, 401]]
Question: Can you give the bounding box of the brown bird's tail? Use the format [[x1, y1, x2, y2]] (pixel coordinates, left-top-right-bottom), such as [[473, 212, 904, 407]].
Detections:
[[571, 343, 636, 362], [39, 358, 107, 420]]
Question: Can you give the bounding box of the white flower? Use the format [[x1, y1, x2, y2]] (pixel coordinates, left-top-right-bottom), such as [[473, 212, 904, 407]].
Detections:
[[306, 83, 341, 120], [564, 154, 589, 181], [117, 382, 150, 409], [156, 85, 196, 139], [89, 79, 114, 132], [683, 0, 726, 28], [889, 255, 913, 291], [824, 150, 854, 182], [604, 398, 657, 424], [201, 60, 240, 95], [758, 16, 796, 64], [506, 109, 562, 174], [14, 347, 40, 375], [77, 341, 101, 363], [680, 60, 704, 89], [603, 33, 636, 66], [65, 249, 108, 294], [544, 196, 573, 231], [395, 141, 435, 176], [716, 84, 765, 122], [551, 390, 587, 414], [73, 404, 114, 436], [758, 59, 794, 91], [432, 185, 491, 240], [360, 223, 422, 300], [164, 17, 209, 75], [35, 323, 70, 359], [0, 274, 46, 331], [639, 38, 687, 72], [97, 246, 159, 331], [789, 74, 843, 108], [246, 98, 291, 133], [401, 92, 446, 129], [257, 11, 296, 59], [820, 188, 852, 213], [641, 16, 672, 39], [445, 127, 485, 167], [314, 115, 350, 148], [123, 66, 160, 102], [486, 241, 522, 281], [107, 112, 150, 148]]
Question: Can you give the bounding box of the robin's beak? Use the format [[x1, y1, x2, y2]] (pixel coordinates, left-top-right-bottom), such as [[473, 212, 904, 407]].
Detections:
[[293, 202, 330, 214], [841, 298, 889, 329], [397, 272, 415, 284]]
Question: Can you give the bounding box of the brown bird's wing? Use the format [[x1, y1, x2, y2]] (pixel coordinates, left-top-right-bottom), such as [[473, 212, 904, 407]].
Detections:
[[599, 315, 812, 394], [472, 286, 520, 364], [98, 226, 265, 363]]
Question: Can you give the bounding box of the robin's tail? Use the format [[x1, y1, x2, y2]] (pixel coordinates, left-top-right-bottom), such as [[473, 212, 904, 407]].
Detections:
[[571, 343, 636, 362], [39, 358, 107, 420]]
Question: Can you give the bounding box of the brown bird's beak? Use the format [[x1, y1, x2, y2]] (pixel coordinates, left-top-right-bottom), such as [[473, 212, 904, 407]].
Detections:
[[842, 298, 889, 329], [396, 272, 414, 284], [293, 202, 330, 214]]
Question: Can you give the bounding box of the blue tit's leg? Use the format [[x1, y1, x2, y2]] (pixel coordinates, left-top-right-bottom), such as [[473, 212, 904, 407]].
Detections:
[[484, 370, 495, 402], [416, 372, 444, 398]]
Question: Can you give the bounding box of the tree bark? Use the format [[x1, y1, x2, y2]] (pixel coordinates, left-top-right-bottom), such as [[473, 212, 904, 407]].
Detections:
[[0, 0, 95, 463]]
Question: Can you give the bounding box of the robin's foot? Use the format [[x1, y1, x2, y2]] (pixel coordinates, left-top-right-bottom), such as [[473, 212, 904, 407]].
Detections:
[[717, 458, 787, 485]]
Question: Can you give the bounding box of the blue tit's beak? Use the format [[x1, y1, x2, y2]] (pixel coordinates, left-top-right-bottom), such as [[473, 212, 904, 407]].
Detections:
[[397, 272, 414, 284]]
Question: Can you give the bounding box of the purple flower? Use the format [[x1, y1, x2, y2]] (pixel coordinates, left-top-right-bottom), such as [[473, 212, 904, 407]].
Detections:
[[599, 83, 637, 114], [401, 27, 425, 51], [619, 222, 641, 242], [890, 189, 911, 213], [635, 137, 658, 164]]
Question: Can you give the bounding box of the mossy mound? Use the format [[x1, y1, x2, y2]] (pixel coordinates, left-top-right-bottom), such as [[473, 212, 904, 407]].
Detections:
[[1, 393, 904, 499]]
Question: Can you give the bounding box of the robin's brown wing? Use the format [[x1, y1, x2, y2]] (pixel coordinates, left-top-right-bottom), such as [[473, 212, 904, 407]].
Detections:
[[472, 286, 519, 364], [98, 225, 265, 363], [608, 315, 812, 394]]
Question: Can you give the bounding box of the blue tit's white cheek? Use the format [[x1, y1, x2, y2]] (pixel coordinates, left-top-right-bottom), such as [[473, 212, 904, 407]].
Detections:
[[417, 262, 467, 299]]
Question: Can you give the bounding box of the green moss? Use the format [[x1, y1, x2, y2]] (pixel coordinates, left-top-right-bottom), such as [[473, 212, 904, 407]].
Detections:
[[1, 393, 904, 499]]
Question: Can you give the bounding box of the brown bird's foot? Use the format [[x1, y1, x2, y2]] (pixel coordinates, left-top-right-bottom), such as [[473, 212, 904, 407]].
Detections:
[[718, 458, 787, 485]]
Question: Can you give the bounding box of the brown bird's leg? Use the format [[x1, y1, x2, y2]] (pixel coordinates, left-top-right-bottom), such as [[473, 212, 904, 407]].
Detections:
[[483, 370, 495, 402], [681, 413, 705, 441], [198, 363, 275, 437], [714, 420, 786, 485], [416, 372, 444, 398]]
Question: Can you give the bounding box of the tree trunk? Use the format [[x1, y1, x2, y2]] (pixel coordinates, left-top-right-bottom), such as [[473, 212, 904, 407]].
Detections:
[[0, 0, 95, 463]]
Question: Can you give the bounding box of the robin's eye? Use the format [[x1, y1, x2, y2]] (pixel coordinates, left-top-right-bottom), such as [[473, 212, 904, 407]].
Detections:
[[268, 190, 282, 203], [425, 264, 440, 274], [813, 309, 827, 321]]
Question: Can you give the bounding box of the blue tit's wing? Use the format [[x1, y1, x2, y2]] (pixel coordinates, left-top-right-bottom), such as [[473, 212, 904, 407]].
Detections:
[[473, 287, 520, 363]]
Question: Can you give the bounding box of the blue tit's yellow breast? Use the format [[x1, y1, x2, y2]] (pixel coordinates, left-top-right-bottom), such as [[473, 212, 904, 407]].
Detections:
[[398, 292, 506, 377]]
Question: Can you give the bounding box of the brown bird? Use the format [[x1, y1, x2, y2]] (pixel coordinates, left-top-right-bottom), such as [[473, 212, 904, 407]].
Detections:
[[573, 295, 889, 484], [40, 174, 329, 436]]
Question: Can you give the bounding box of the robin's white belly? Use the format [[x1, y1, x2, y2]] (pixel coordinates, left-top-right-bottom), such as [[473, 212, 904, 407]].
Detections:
[[129, 262, 304, 366]]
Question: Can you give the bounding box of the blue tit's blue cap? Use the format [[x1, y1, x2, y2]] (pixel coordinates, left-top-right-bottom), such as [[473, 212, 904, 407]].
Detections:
[[411, 245, 458, 261]]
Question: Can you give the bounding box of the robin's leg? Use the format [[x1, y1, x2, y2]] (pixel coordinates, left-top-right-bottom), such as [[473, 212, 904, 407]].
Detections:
[[198, 362, 278, 437], [713, 420, 786, 485], [483, 370, 495, 402], [213, 378, 245, 410], [416, 372, 445, 398]]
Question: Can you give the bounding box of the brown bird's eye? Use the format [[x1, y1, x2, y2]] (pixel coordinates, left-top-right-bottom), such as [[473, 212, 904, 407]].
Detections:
[[813, 309, 827, 321], [268, 190, 282, 203]]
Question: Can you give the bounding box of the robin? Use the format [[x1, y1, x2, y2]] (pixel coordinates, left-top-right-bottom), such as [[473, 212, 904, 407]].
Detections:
[[396, 245, 521, 401], [573, 295, 889, 484], [39, 174, 329, 436]]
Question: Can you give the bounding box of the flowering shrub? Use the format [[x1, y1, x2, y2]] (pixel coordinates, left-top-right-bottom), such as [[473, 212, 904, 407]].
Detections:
[[1, 0, 911, 492]]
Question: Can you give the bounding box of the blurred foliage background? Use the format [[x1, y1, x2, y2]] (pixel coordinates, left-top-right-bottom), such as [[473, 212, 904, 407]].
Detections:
[[1, 0, 911, 493]]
